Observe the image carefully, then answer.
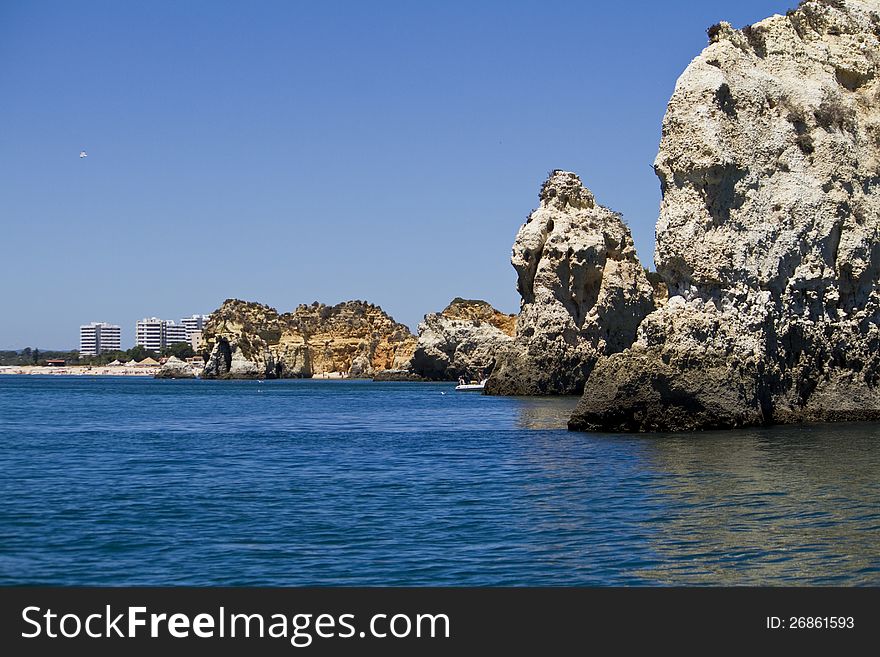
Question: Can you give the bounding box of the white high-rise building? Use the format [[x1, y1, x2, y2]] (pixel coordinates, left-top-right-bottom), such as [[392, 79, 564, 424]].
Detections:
[[166, 323, 189, 345], [135, 315, 212, 352], [79, 322, 121, 356], [181, 314, 210, 339], [181, 314, 211, 350], [136, 318, 165, 352], [136, 318, 189, 351]]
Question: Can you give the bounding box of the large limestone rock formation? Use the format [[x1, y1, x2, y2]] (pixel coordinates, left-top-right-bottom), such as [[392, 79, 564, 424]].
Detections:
[[285, 300, 417, 377], [201, 299, 416, 379], [485, 170, 657, 395], [408, 298, 516, 380], [570, 0, 880, 431], [201, 299, 284, 378]]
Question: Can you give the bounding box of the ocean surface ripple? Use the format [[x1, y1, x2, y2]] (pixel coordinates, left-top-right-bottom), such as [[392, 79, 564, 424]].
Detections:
[[1, 377, 878, 585]]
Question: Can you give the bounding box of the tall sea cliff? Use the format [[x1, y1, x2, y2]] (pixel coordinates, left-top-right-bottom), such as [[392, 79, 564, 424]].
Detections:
[[567, 0, 880, 430]]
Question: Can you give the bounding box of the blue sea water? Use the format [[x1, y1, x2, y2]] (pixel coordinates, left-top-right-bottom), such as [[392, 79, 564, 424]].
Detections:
[[0, 376, 878, 586]]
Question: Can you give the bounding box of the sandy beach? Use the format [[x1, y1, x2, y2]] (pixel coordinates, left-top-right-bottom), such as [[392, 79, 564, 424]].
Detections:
[[0, 365, 161, 376], [0, 366, 348, 378]]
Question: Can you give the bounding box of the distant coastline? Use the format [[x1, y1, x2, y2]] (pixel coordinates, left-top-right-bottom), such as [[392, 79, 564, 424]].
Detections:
[[0, 365, 373, 379], [0, 365, 159, 376]]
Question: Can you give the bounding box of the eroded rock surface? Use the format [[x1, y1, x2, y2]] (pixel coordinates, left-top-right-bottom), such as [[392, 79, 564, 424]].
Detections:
[[571, 0, 880, 431], [409, 298, 516, 381], [201, 299, 416, 379], [485, 171, 656, 395]]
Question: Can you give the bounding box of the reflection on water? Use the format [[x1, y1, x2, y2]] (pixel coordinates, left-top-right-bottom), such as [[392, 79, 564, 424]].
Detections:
[[505, 409, 880, 585], [632, 423, 880, 585], [514, 396, 580, 430]]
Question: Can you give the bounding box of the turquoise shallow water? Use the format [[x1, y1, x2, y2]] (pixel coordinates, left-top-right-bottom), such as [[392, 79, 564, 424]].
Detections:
[[0, 376, 878, 585]]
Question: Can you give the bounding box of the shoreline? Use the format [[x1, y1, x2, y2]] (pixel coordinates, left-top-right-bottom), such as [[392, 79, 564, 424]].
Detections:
[[0, 365, 160, 376], [0, 366, 385, 379]]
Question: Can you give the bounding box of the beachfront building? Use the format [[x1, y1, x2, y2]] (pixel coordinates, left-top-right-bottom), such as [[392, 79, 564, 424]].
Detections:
[[181, 314, 210, 336], [136, 318, 164, 351], [79, 322, 122, 356], [181, 314, 211, 351], [166, 323, 189, 345], [136, 317, 190, 351]]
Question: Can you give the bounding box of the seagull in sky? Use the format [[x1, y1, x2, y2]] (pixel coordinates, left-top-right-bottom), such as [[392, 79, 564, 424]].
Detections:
[[79, 150, 88, 158]]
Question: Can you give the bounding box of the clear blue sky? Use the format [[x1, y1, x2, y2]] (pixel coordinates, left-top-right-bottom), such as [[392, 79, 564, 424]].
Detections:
[[0, 0, 792, 349]]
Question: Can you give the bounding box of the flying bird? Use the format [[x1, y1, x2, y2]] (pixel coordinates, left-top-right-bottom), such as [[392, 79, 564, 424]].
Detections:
[[79, 151, 88, 158]]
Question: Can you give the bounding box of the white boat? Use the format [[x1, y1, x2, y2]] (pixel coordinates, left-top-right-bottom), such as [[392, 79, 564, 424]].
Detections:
[[455, 378, 487, 391]]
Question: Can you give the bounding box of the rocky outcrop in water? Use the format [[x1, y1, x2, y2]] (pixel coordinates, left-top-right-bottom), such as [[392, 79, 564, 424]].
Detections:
[[408, 298, 516, 381], [201, 300, 283, 378], [371, 369, 427, 382], [201, 299, 416, 379], [154, 355, 196, 379], [485, 171, 657, 395], [570, 0, 880, 431]]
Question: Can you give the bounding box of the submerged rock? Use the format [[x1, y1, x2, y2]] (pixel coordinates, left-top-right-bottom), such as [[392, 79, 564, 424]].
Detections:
[[201, 299, 416, 379], [485, 170, 656, 395], [570, 0, 880, 431], [408, 298, 516, 381]]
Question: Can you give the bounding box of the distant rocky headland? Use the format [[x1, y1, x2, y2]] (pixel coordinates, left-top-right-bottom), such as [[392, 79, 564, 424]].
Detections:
[[187, 0, 880, 434], [199, 299, 416, 379], [195, 297, 514, 381]]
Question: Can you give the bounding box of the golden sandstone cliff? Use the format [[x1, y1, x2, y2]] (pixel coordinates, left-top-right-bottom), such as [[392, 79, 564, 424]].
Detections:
[[200, 297, 517, 381], [200, 299, 416, 379]]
